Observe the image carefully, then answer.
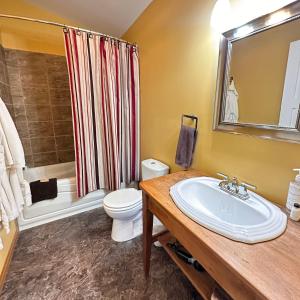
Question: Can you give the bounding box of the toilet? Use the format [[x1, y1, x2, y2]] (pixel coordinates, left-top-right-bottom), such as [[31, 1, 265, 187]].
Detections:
[[103, 158, 169, 242]]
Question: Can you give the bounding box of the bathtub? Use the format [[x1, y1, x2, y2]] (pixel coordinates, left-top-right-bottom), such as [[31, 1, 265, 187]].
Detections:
[[18, 162, 105, 230]]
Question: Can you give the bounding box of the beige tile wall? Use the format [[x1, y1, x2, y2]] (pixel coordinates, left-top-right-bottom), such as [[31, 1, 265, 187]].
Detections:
[[5, 49, 74, 167]]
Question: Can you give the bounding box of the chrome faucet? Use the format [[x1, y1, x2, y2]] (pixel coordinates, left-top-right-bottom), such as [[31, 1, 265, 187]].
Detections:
[[216, 173, 256, 200]]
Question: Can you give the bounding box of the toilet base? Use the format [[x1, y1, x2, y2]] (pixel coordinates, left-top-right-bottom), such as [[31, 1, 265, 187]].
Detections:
[[111, 213, 165, 242], [111, 211, 141, 242]]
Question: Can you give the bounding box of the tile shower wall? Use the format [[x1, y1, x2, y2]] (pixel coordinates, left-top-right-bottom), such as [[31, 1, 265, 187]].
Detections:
[[5, 49, 74, 167], [0, 44, 14, 119]]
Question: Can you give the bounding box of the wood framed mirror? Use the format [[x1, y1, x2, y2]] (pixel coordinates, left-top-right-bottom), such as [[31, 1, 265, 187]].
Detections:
[[213, 1, 300, 143]]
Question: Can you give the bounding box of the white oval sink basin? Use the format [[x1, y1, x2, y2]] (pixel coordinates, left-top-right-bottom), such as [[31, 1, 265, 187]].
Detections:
[[170, 177, 287, 244]]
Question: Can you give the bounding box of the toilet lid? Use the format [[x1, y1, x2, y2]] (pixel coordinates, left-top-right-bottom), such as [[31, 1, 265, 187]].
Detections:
[[103, 188, 142, 209]]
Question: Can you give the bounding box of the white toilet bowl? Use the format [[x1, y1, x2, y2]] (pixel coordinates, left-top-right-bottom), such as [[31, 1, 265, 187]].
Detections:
[[103, 188, 143, 242]]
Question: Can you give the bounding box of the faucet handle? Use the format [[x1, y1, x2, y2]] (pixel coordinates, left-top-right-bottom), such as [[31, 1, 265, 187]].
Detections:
[[232, 177, 239, 184], [240, 182, 256, 191], [217, 172, 229, 180]]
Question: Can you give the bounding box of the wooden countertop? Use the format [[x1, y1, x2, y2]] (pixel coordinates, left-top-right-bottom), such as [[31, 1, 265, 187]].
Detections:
[[140, 170, 300, 300]]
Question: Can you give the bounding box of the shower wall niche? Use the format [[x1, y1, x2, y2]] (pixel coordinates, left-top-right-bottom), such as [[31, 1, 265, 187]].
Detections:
[[4, 48, 74, 167]]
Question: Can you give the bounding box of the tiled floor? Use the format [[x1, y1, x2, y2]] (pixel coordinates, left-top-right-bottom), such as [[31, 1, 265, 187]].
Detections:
[[1, 208, 201, 299]]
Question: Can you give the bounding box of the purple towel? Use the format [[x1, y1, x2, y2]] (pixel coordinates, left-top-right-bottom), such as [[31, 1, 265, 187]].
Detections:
[[175, 125, 197, 169]]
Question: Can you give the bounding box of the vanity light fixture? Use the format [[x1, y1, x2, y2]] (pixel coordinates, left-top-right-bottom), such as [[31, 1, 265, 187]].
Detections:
[[210, 0, 231, 33], [265, 10, 291, 26], [233, 25, 254, 38]]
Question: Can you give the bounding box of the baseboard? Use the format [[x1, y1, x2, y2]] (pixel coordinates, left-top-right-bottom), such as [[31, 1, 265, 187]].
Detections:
[[0, 225, 19, 292]]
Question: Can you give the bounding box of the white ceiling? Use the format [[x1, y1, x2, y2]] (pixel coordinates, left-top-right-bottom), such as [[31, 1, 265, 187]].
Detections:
[[27, 0, 152, 37]]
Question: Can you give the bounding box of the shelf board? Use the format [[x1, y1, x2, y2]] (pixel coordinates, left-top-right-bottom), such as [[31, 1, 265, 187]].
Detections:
[[158, 232, 215, 300]]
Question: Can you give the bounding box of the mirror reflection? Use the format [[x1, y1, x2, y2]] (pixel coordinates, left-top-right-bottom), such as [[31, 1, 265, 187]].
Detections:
[[222, 18, 300, 129]]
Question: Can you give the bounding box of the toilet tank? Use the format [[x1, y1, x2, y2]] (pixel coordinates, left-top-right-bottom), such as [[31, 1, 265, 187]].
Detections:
[[141, 159, 169, 180]]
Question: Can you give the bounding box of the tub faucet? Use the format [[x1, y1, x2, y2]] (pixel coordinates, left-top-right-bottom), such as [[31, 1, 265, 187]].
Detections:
[[216, 173, 256, 200]]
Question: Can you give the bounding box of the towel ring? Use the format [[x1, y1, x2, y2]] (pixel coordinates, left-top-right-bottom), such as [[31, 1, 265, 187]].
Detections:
[[181, 114, 198, 131]]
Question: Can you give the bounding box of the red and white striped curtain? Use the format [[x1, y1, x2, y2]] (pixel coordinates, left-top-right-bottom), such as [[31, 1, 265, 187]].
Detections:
[[64, 29, 140, 197]]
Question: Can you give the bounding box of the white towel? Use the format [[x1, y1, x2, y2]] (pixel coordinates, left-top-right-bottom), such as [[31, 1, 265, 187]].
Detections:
[[10, 168, 24, 212], [0, 97, 27, 250], [0, 97, 25, 167], [22, 179, 32, 207], [0, 143, 10, 235], [0, 142, 4, 176], [224, 80, 239, 123], [0, 97, 26, 213], [0, 125, 13, 166], [0, 202, 10, 234], [1, 171, 19, 220], [0, 99, 27, 249]]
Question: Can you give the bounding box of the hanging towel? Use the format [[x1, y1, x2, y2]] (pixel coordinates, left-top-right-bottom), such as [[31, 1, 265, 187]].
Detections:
[[224, 80, 239, 123], [22, 180, 32, 206], [0, 202, 10, 234], [30, 179, 58, 203], [1, 171, 19, 220], [0, 98, 25, 167], [0, 97, 26, 223], [175, 125, 197, 169], [0, 143, 10, 235], [9, 168, 25, 212]]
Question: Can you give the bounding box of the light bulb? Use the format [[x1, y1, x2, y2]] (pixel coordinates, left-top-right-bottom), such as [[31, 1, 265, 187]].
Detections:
[[210, 0, 232, 33]]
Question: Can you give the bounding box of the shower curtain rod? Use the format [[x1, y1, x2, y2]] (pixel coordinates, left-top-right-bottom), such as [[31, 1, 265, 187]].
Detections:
[[0, 14, 137, 47]]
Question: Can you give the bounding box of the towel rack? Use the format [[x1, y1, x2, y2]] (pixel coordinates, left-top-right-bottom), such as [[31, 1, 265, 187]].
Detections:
[[181, 114, 198, 131]]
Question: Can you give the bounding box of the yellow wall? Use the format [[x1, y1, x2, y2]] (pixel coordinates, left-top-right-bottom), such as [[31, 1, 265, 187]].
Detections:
[[123, 0, 300, 206], [0, 0, 81, 55], [231, 18, 300, 125]]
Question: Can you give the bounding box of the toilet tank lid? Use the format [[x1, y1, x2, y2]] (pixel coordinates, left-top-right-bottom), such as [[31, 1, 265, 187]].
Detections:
[[142, 159, 169, 172]]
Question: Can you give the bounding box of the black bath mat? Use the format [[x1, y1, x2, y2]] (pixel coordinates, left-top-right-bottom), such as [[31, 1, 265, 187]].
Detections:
[[30, 178, 58, 203]]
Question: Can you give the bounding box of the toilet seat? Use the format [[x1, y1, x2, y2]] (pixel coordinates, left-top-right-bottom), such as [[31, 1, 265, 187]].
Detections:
[[103, 188, 142, 210], [104, 201, 142, 213]]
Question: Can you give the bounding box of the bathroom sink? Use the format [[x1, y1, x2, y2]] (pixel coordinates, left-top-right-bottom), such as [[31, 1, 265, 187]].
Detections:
[[170, 177, 287, 244]]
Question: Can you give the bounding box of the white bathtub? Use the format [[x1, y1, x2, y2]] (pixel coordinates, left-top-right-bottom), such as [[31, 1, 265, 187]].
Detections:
[[18, 162, 105, 230]]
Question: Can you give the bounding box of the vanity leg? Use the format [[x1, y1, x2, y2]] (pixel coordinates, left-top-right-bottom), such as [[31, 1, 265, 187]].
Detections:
[[143, 192, 153, 279]]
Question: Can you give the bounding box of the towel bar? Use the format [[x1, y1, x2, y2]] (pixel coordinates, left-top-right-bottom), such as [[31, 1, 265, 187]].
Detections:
[[181, 114, 198, 131]]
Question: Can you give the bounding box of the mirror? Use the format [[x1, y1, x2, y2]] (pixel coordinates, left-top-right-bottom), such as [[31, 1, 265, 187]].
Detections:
[[214, 1, 300, 143]]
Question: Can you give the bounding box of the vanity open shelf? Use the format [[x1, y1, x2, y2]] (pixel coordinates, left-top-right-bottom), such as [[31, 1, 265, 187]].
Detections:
[[157, 231, 215, 300]]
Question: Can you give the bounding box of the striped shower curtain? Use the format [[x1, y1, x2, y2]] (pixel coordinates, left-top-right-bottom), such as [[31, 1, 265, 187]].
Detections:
[[64, 29, 140, 197]]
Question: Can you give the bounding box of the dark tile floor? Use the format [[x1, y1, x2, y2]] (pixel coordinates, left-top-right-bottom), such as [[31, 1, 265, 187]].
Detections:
[[1, 208, 201, 300]]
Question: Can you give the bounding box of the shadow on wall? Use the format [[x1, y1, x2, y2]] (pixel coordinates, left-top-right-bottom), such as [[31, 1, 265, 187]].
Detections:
[[0, 44, 75, 167]]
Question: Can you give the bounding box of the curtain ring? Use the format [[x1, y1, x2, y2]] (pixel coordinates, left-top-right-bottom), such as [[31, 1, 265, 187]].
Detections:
[[114, 40, 120, 48], [63, 26, 69, 33], [101, 35, 108, 42], [88, 31, 93, 39], [76, 28, 81, 35]]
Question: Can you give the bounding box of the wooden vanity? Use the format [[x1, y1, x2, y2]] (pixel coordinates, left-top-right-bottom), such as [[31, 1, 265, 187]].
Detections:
[[140, 170, 300, 300]]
